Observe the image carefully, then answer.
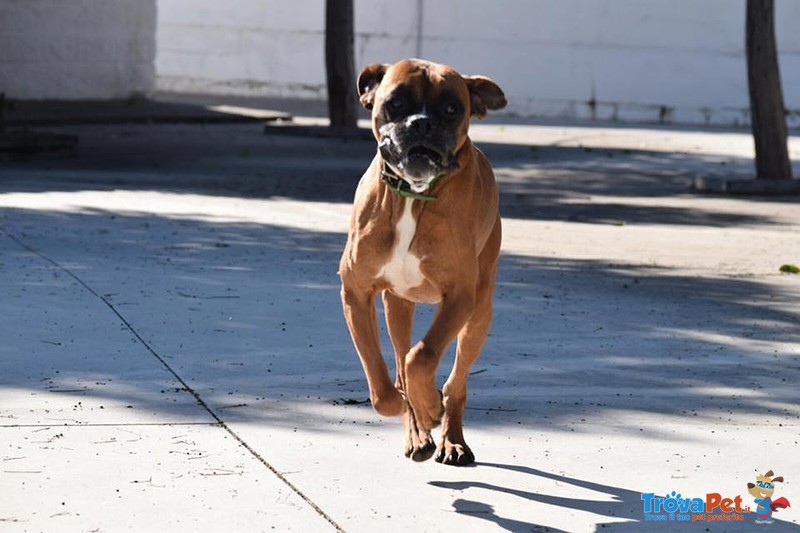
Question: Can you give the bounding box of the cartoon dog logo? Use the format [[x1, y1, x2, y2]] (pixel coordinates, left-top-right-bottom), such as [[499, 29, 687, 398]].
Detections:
[[747, 470, 791, 524]]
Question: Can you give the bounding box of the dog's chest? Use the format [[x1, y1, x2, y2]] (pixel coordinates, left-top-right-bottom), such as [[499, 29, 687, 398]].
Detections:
[[379, 201, 426, 296]]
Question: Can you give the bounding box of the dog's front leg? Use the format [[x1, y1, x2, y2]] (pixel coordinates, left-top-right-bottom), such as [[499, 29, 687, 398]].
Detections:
[[341, 285, 404, 417], [405, 290, 475, 432], [383, 291, 437, 461]]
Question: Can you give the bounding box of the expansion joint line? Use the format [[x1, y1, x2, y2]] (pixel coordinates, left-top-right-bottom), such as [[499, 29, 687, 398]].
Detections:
[[1, 227, 344, 533]]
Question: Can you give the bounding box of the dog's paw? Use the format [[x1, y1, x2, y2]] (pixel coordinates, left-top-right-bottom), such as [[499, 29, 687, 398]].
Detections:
[[402, 408, 437, 462], [407, 435, 436, 462], [434, 438, 475, 466]]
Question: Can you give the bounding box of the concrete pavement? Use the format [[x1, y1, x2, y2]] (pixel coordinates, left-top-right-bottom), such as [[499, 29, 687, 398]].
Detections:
[[1, 112, 799, 532]]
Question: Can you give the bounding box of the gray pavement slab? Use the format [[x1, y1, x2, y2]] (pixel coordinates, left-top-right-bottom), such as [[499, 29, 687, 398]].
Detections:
[[0, 231, 209, 426], [1, 118, 799, 531], [2, 424, 334, 532]]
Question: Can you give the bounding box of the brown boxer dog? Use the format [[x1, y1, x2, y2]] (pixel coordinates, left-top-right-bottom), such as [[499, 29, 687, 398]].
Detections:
[[339, 59, 506, 466]]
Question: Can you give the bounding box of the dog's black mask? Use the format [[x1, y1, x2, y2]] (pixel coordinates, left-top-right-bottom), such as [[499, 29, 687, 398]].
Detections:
[[377, 88, 462, 192]]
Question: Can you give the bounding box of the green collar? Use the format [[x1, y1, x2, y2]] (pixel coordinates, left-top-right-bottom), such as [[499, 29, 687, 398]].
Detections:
[[380, 164, 442, 202]]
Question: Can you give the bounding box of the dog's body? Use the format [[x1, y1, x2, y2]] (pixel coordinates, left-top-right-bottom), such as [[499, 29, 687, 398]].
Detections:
[[339, 59, 506, 465]]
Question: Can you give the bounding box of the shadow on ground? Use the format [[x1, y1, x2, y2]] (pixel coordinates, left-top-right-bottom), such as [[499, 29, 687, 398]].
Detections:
[[2, 123, 797, 227], [430, 463, 800, 531], [3, 136, 799, 528], [1, 204, 797, 436]]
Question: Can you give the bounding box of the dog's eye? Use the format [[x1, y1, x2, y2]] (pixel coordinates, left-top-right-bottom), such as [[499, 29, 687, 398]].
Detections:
[[389, 97, 404, 110], [444, 103, 457, 116]]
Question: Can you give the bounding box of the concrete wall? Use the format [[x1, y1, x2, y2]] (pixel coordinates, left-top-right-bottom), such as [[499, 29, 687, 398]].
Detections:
[[156, 0, 800, 127], [156, 0, 328, 99], [0, 0, 157, 100]]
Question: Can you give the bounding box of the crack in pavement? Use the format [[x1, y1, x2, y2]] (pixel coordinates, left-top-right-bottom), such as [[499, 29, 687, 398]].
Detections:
[[1, 226, 345, 533]]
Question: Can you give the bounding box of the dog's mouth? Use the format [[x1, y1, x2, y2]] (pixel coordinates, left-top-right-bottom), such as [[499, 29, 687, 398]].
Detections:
[[396, 145, 449, 192], [379, 135, 460, 194], [405, 145, 443, 165], [398, 143, 452, 177]]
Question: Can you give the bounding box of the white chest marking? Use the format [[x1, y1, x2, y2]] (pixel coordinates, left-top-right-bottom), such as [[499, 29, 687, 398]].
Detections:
[[380, 201, 425, 295]]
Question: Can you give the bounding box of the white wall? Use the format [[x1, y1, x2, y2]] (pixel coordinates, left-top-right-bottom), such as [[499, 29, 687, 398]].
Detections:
[[156, 0, 800, 127], [156, 0, 329, 99], [0, 0, 157, 100]]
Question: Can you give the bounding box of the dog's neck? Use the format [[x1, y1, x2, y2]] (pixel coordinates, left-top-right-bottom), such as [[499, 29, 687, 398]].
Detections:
[[380, 163, 440, 202]]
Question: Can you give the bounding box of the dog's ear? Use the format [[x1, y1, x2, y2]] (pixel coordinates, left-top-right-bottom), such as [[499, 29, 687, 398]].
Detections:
[[357, 63, 388, 110], [765, 470, 774, 478], [772, 476, 784, 483], [463, 75, 506, 120]]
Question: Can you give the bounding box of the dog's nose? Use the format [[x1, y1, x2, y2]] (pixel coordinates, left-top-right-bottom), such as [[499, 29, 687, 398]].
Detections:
[[406, 114, 432, 135]]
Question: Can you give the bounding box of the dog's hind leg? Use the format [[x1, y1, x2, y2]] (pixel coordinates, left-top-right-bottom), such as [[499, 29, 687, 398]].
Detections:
[[436, 217, 501, 466]]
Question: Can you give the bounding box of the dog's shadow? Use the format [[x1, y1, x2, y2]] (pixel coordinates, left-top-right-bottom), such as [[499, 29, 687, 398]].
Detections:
[[429, 462, 800, 532]]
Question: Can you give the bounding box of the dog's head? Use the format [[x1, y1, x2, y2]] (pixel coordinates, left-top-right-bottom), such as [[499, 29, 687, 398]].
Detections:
[[357, 59, 506, 193]]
